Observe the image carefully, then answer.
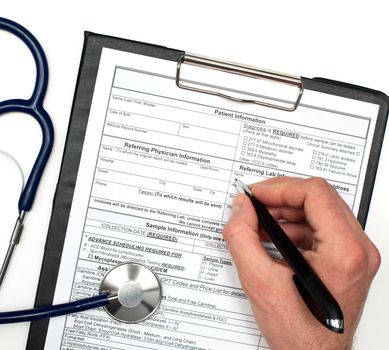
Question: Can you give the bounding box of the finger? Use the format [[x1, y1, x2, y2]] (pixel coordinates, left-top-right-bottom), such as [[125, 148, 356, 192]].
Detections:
[[261, 204, 310, 250], [223, 194, 277, 284], [254, 177, 360, 230], [257, 220, 313, 246], [278, 222, 314, 249], [259, 222, 314, 250], [260, 177, 368, 246], [250, 177, 363, 244], [267, 206, 307, 223]]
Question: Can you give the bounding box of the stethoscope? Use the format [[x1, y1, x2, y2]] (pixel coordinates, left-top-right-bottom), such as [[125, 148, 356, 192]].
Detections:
[[0, 17, 162, 324], [0, 262, 162, 324]]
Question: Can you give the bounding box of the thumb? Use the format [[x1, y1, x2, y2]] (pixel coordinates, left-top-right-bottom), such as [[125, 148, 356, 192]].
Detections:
[[223, 194, 275, 283]]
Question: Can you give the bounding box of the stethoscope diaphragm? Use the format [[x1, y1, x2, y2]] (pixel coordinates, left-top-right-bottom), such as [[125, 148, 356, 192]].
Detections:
[[100, 262, 162, 323]]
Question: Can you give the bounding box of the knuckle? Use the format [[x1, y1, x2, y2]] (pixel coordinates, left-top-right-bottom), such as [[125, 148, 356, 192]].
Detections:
[[368, 243, 381, 275], [307, 176, 331, 191], [341, 244, 368, 276]]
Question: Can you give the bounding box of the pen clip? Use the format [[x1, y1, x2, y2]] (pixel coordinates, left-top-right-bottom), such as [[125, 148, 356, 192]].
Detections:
[[292, 274, 344, 333]]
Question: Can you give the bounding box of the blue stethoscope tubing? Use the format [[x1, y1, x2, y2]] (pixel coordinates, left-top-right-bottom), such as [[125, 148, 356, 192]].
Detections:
[[0, 17, 54, 286], [0, 18, 163, 326], [0, 260, 162, 324], [0, 17, 54, 212], [0, 16, 111, 326], [0, 294, 110, 324]]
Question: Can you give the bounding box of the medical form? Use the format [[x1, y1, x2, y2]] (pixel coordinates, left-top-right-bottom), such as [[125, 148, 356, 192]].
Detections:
[[43, 47, 380, 349]]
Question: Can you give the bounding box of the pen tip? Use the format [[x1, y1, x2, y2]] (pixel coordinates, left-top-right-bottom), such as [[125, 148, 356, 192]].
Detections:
[[234, 179, 252, 195]]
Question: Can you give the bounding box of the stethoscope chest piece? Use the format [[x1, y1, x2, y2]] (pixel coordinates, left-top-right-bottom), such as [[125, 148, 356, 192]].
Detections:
[[100, 262, 162, 323]]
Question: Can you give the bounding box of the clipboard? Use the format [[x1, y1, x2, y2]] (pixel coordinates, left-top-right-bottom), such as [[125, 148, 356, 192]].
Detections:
[[26, 32, 388, 349]]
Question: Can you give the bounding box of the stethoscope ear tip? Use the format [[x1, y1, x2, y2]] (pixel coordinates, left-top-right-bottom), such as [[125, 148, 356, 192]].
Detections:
[[100, 262, 162, 323]]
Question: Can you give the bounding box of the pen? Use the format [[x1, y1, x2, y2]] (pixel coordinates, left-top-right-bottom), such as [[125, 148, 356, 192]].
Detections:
[[234, 179, 344, 333]]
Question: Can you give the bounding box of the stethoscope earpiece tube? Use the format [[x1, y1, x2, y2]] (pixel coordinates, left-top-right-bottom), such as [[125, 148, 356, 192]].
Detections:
[[0, 20, 163, 323], [0, 17, 54, 212], [0, 293, 110, 324], [0, 17, 54, 288]]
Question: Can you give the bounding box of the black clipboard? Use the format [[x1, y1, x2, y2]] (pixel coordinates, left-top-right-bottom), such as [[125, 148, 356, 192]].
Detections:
[[26, 32, 388, 349]]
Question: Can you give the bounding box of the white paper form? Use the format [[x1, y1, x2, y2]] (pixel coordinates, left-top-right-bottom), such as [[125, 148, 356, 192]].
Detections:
[[44, 48, 380, 350]]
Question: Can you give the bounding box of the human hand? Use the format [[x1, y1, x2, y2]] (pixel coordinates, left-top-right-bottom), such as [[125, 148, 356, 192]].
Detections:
[[222, 177, 380, 350]]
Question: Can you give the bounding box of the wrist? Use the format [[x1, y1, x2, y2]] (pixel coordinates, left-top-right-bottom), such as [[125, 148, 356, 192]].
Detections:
[[265, 331, 353, 350]]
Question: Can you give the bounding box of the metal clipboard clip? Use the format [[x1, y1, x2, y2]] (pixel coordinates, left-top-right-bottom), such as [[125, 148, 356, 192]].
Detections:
[[176, 54, 304, 112]]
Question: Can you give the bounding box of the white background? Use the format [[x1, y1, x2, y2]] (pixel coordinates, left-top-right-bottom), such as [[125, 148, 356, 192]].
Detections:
[[0, 1, 388, 348]]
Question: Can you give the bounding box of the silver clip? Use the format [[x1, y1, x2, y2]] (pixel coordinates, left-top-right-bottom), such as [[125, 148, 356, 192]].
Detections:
[[176, 54, 303, 112]]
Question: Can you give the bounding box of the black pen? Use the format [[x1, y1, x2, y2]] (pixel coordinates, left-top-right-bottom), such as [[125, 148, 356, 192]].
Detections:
[[235, 179, 344, 333]]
